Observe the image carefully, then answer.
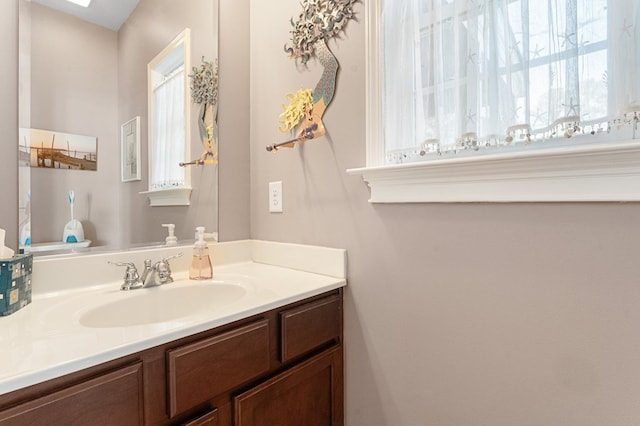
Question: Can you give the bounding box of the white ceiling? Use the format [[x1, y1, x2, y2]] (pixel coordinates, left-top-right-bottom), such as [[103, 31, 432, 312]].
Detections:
[[33, 0, 140, 31]]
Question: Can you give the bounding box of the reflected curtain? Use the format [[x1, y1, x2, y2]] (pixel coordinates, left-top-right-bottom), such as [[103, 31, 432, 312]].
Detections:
[[383, 0, 640, 160], [151, 69, 186, 189]]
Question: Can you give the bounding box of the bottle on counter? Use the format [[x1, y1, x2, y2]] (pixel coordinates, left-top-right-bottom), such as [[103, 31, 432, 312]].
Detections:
[[189, 226, 212, 280]]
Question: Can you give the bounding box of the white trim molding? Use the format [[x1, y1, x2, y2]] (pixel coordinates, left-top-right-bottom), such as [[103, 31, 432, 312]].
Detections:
[[140, 187, 192, 206], [347, 141, 640, 202]]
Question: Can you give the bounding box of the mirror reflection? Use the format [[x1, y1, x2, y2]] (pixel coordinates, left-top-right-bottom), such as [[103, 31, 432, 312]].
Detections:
[[19, 0, 219, 254], [144, 27, 194, 206]]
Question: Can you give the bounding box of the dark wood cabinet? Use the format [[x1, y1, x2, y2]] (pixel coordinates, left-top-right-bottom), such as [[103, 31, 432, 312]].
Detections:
[[0, 363, 144, 426], [234, 346, 343, 426], [0, 290, 343, 426]]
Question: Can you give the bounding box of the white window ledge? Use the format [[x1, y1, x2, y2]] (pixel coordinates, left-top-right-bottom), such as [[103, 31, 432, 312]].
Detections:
[[140, 187, 192, 206], [346, 141, 640, 202]]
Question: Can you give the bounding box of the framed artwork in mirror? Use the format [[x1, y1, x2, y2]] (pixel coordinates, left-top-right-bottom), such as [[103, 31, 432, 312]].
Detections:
[[30, 128, 97, 171], [121, 116, 141, 182]]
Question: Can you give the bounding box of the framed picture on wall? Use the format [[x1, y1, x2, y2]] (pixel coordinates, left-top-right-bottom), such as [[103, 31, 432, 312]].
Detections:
[[121, 116, 141, 182]]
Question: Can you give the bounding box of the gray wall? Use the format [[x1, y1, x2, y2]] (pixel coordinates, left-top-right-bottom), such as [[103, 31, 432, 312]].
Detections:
[[0, 1, 18, 250], [249, 1, 640, 425], [217, 0, 250, 242], [30, 4, 119, 247]]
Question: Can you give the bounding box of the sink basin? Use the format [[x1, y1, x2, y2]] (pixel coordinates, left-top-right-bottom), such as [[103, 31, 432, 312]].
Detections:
[[79, 283, 247, 328]]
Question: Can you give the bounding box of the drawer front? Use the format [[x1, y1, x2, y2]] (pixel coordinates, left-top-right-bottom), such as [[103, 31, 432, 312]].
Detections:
[[167, 319, 270, 418], [0, 362, 144, 426], [280, 294, 341, 363]]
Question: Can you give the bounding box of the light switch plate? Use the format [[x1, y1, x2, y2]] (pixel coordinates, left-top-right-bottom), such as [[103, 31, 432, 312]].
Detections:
[[269, 181, 283, 213]]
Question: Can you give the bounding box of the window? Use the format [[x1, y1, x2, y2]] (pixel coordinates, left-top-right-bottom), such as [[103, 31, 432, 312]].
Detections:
[[142, 28, 192, 206], [347, 0, 640, 202]]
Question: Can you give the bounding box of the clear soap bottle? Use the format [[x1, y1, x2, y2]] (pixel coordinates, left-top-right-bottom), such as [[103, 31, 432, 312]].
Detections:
[[189, 227, 212, 280]]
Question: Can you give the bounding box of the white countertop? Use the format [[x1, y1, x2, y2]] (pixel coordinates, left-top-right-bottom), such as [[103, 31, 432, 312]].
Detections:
[[0, 240, 347, 396]]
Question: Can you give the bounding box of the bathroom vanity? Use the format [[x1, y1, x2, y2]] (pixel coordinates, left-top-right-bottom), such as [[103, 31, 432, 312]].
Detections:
[[0, 240, 346, 425]]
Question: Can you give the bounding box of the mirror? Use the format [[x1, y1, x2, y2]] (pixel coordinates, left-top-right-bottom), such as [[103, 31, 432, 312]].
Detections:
[[18, 0, 219, 255]]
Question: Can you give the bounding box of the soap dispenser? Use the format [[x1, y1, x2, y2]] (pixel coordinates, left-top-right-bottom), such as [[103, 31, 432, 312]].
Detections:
[[162, 224, 177, 246], [189, 227, 212, 280]]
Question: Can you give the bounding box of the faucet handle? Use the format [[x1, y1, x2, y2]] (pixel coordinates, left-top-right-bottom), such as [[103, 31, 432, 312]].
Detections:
[[162, 252, 183, 262], [157, 253, 183, 284], [109, 261, 135, 268], [108, 261, 142, 290], [109, 261, 138, 278]]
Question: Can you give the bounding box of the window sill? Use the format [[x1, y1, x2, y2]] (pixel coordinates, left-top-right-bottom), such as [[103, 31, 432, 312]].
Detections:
[[140, 187, 192, 206], [346, 141, 640, 202]]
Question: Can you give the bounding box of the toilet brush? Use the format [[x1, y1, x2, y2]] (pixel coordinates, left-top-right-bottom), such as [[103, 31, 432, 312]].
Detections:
[[62, 190, 84, 243]]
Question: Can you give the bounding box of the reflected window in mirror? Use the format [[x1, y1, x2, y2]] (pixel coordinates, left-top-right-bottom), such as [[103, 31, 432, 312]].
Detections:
[[145, 28, 192, 206]]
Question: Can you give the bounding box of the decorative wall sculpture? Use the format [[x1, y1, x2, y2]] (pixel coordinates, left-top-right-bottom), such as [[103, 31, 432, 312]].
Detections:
[[267, 0, 358, 152], [182, 57, 219, 166]]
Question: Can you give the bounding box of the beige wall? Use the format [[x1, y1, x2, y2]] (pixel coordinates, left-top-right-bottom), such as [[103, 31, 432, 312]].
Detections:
[[249, 1, 640, 425]]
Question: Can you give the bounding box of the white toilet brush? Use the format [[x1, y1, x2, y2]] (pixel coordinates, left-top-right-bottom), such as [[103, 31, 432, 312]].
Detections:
[[62, 190, 84, 243]]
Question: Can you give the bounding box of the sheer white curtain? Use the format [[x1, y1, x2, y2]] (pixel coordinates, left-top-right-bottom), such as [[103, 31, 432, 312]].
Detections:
[[383, 0, 640, 163], [383, 1, 425, 150], [151, 69, 186, 189]]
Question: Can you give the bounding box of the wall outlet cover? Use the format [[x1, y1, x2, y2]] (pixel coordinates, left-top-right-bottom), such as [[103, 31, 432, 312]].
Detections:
[[269, 181, 283, 213]]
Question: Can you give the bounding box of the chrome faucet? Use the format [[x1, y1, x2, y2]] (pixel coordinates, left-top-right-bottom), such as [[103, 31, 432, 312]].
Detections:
[[140, 253, 182, 287], [109, 261, 143, 291], [138, 259, 153, 287], [110, 253, 183, 291]]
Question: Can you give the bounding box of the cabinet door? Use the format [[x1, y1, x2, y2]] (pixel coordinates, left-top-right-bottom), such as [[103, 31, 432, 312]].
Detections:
[[234, 346, 343, 426], [0, 363, 144, 426]]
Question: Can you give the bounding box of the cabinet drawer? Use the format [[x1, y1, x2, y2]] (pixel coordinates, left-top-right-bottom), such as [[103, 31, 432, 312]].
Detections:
[[0, 362, 144, 426], [280, 294, 341, 363], [167, 319, 270, 418]]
